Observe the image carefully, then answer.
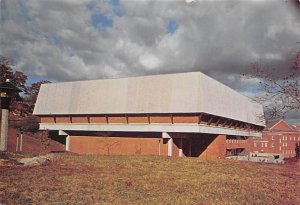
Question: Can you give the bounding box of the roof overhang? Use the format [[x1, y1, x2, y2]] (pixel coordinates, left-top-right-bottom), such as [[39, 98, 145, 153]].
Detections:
[[39, 123, 262, 137]]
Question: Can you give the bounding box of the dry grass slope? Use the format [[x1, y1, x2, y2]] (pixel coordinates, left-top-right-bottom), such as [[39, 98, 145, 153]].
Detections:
[[0, 154, 299, 205]]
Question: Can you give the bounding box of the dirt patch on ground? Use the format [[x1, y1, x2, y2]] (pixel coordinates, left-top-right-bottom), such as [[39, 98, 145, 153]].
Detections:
[[0, 152, 67, 167], [17, 153, 57, 166]]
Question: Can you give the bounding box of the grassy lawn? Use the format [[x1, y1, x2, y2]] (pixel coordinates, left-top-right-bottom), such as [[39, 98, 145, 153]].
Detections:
[[0, 154, 299, 205]]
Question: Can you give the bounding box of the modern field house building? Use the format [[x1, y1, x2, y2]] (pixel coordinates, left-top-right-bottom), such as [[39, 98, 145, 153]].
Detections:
[[33, 72, 265, 158]]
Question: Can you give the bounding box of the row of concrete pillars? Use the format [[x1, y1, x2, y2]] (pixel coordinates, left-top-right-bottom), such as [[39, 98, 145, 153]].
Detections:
[[65, 132, 191, 157]]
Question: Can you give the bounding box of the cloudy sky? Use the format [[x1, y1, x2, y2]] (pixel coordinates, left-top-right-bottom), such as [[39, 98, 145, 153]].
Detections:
[[0, 0, 299, 123]]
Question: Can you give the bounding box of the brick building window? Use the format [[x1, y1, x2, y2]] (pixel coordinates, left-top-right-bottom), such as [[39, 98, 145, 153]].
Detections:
[[272, 136, 275, 140], [265, 143, 268, 147], [254, 142, 257, 147], [272, 143, 275, 147]]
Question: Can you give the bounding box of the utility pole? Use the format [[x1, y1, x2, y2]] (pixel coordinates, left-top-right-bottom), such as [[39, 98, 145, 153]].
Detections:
[[0, 108, 9, 151]]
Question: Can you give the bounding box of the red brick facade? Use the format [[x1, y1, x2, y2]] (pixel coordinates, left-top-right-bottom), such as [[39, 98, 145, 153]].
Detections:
[[40, 114, 263, 132], [248, 120, 300, 158], [70, 136, 169, 156], [41, 115, 299, 159], [39, 114, 271, 158], [67, 132, 238, 159]]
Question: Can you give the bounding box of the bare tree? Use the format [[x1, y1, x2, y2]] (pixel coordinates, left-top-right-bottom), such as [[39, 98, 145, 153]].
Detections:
[[101, 137, 120, 155], [98, 132, 120, 155], [244, 51, 300, 121], [37, 131, 50, 150]]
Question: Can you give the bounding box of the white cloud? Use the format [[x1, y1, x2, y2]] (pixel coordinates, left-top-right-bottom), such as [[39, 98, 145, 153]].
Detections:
[[139, 52, 161, 70], [1, 0, 299, 123]]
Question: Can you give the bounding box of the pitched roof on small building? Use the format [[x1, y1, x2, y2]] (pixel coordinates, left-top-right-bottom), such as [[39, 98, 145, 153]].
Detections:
[[33, 72, 265, 126], [266, 119, 297, 132]]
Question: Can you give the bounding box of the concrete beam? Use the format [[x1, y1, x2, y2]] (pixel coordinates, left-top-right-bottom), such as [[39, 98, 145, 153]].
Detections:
[[39, 123, 262, 137], [162, 132, 171, 138], [59, 130, 68, 135]]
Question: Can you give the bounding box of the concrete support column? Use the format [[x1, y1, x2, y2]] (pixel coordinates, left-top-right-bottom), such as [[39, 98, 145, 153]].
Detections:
[[168, 137, 173, 157], [163, 132, 173, 157], [66, 135, 70, 151], [179, 138, 183, 157], [0, 109, 9, 151]]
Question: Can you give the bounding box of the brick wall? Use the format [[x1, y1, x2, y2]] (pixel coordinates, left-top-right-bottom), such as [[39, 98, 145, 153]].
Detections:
[[70, 135, 169, 156], [248, 120, 300, 158], [67, 132, 229, 158], [250, 132, 300, 158]]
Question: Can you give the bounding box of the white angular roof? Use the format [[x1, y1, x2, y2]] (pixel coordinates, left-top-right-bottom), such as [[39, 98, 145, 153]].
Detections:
[[33, 72, 265, 126]]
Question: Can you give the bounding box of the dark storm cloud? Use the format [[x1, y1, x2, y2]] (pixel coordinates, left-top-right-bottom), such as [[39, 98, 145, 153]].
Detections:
[[0, 0, 299, 121]]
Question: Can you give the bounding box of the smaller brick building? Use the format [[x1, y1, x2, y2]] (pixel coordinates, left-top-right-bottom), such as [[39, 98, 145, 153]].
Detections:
[[249, 120, 300, 158]]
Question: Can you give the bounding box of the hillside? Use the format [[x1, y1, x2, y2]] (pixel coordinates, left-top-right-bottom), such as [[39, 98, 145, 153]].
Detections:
[[1, 154, 299, 205], [0, 124, 65, 153], [5, 127, 65, 153], [0, 110, 65, 152]]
